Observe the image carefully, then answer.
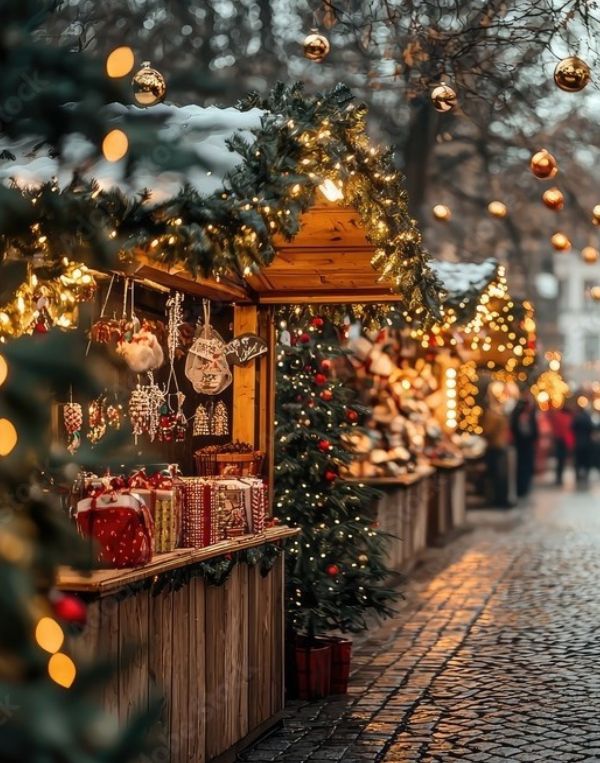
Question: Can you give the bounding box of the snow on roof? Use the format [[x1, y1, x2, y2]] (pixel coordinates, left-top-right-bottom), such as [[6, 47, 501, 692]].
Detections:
[[431, 258, 499, 304], [0, 102, 265, 201]]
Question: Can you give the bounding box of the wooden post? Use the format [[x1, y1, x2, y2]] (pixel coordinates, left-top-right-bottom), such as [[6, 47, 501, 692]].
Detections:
[[232, 305, 259, 445]]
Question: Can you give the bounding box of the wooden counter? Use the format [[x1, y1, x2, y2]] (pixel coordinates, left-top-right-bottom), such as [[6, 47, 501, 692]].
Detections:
[[427, 461, 467, 545], [62, 527, 298, 763]]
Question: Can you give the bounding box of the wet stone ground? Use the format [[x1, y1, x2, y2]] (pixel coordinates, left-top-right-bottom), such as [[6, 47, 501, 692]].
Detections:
[[238, 479, 600, 762]]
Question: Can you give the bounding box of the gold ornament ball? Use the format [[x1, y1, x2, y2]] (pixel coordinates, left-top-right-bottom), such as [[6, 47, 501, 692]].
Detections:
[[530, 149, 558, 180], [551, 232, 571, 252], [303, 30, 330, 62], [542, 187, 564, 211], [592, 205, 600, 225], [554, 56, 591, 93], [582, 246, 600, 264], [132, 61, 166, 107], [431, 83, 458, 113], [488, 201, 508, 218], [432, 204, 452, 222], [591, 286, 600, 301]]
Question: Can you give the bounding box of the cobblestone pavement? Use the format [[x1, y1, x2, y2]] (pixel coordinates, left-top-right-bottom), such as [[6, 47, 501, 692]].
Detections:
[[239, 480, 600, 762]]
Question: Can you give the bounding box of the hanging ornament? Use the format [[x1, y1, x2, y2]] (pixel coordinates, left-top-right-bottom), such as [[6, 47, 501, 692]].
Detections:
[[211, 401, 229, 436], [431, 83, 457, 113], [487, 201, 508, 219], [299, 333, 311, 344], [132, 61, 166, 107], [551, 232, 571, 252], [311, 316, 325, 329], [87, 396, 107, 444], [357, 554, 368, 565], [193, 403, 210, 436], [347, 409, 359, 423], [324, 469, 338, 482], [318, 439, 332, 452], [314, 373, 328, 386], [530, 149, 558, 180], [320, 389, 333, 401], [432, 204, 452, 222], [582, 246, 599, 264], [554, 56, 591, 93], [145, 373, 166, 442], [542, 187, 564, 211], [106, 402, 123, 430], [185, 301, 232, 395], [303, 29, 330, 62], [128, 384, 151, 442], [158, 404, 177, 444], [591, 286, 600, 302], [592, 205, 600, 225], [326, 564, 340, 576], [51, 592, 87, 627], [32, 296, 53, 334], [320, 359, 332, 371], [63, 402, 83, 454]]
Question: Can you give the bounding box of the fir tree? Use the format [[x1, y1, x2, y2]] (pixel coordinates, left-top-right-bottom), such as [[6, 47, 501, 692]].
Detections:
[[274, 318, 397, 637]]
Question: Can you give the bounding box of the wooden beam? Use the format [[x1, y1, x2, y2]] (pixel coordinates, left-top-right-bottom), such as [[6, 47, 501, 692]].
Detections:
[[232, 305, 259, 444]]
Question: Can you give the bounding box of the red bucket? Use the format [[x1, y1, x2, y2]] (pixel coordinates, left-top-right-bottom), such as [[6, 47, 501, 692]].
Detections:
[[294, 637, 332, 700], [329, 637, 352, 694]]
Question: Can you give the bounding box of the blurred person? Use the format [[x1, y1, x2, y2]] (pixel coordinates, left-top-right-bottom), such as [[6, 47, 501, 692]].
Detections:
[[511, 388, 539, 498], [548, 406, 574, 486], [482, 395, 512, 508], [572, 403, 593, 486]]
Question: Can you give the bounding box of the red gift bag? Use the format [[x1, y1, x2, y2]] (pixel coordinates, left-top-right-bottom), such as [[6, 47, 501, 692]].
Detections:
[[76, 491, 154, 568]]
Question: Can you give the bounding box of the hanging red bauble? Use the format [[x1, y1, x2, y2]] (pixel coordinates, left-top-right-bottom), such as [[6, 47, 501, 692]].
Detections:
[[320, 389, 333, 401], [311, 316, 325, 329], [314, 373, 327, 386], [318, 439, 332, 452], [299, 333, 311, 344], [530, 149, 558, 180], [324, 469, 338, 482], [347, 410, 359, 423], [320, 359, 332, 371], [326, 564, 340, 576], [52, 593, 87, 626]]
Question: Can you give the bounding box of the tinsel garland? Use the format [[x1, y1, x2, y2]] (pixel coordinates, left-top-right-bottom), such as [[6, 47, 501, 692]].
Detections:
[[1, 83, 444, 326]]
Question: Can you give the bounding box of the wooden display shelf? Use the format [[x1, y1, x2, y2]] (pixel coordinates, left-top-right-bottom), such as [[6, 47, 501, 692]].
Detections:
[[57, 526, 298, 596], [429, 457, 465, 470], [345, 465, 435, 487]]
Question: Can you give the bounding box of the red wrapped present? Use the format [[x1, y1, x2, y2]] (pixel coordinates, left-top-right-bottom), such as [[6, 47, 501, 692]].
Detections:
[[76, 491, 154, 568]]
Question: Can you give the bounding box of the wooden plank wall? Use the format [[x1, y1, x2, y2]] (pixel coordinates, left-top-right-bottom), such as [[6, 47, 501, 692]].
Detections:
[[65, 556, 285, 763]]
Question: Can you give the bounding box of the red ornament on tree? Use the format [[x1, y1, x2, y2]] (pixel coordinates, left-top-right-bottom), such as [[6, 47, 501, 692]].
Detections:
[[299, 333, 311, 344], [52, 593, 87, 626], [318, 439, 332, 452], [311, 316, 324, 329], [320, 359, 332, 371], [320, 389, 333, 401], [346, 410, 359, 423], [324, 469, 337, 482], [326, 564, 340, 576], [314, 373, 327, 386]]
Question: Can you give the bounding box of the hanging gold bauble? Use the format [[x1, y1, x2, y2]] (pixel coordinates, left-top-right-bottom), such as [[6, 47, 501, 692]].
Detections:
[[488, 201, 508, 218], [582, 246, 599, 264], [591, 286, 600, 301], [542, 187, 564, 211], [132, 61, 166, 107], [551, 232, 571, 251], [432, 204, 452, 221], [303, 30, 330, 62], [592, 205, 600, 225], [554, 56, 591, 93], [530, 149, 558, 180], [431, 83, 458, 113]]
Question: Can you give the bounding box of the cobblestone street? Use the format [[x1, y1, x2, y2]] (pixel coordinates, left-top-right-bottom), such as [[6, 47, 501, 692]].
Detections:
[[240, 479, 600, 762]]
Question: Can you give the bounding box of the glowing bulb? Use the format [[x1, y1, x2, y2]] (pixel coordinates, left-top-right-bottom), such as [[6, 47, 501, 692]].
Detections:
[[0, 419, 18, 456], [48, 653, 76, 688], [0, 356, 7, 386], [318, 178, 344, 202], [35, 617, 64, 654], [106, 47, 135, 78], [102, 129, 129, 162]]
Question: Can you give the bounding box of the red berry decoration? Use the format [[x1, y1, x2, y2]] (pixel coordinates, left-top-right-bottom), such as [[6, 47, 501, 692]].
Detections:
[[347, 410, 359, 423], [318, 439, 331, 452], [326, 564, 340, 576], [320, 389, 333, 401], [324, 469, 338, 482], [314, 373, 327, 386], [320, 359, 332, 371], [311, 316, 324, 328], [52, 593, 87, 626], [299, 333, 311, 344]]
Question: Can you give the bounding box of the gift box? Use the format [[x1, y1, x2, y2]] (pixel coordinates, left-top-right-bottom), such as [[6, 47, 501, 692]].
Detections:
[[134, 487, 182, 554], [181, 477, 268, 549]]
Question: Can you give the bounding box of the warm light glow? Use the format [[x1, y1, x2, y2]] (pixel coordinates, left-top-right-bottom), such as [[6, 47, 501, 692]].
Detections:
[[590, 285, 600, 302], [0, 356, 7, 386], [48, 652, 76, 688], [106, 47, 135, 78], [432, 204, 451, 221], [577, 395, 589, 408], [0, 419, 18, 456], [102, 129, 128, 162], [582, 246, 599, 264], [318, 178, 344, 202], [551, 232, 571, 252], [35, 617, 64, 654], [487, 201, 508, 218]]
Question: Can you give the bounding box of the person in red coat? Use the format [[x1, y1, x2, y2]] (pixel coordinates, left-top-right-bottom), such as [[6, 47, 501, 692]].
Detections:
[[549, 407, 574, 486]]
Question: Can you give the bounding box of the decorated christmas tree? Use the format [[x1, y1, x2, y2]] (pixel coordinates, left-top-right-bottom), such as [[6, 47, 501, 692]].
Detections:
[[274, 318, 397, 637]]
